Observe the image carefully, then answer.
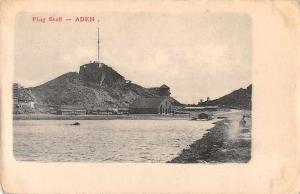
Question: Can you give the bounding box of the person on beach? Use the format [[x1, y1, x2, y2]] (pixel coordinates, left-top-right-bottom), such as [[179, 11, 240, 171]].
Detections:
[[239, 115, 246, 127]]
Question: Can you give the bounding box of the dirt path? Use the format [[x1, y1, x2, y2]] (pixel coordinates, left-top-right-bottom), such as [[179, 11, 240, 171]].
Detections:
[[169, 110, 251, 163]]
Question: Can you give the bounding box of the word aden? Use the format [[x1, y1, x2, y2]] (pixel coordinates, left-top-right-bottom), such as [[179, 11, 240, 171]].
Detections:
[[32, 17, 95, 23]]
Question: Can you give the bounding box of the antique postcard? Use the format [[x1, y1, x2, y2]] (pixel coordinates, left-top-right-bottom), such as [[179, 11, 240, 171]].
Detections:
[[13, 11, 252, 163], [0, 0, 299, 193]]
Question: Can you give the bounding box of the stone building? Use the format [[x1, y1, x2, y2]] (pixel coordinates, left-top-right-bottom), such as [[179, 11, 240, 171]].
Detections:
[[129, 97, 173, 114], [13, 83, 35, 112], [158, 84, 171, 96], [50, 105, 86, 115], [18, 100, 35, 109], [148, 84, 171, 97]]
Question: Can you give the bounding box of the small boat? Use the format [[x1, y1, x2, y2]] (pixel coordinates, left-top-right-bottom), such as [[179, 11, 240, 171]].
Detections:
[[72, 122, 80, 126], [190, 112, 213, 121]]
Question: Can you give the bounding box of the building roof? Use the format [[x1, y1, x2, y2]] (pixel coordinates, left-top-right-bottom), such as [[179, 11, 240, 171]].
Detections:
[[160, 84, 170, 89], [81, 62, 104, 69], [91, 107, 118, 111], [130, 97, 167, 109], [59, 105, 86, 110]]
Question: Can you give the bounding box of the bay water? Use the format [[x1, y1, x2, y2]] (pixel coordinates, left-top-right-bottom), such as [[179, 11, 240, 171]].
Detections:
[[14, 119, 216, 162]]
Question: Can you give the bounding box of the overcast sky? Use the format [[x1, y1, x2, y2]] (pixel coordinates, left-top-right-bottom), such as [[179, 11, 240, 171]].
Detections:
[[14, 12, 251, 104]]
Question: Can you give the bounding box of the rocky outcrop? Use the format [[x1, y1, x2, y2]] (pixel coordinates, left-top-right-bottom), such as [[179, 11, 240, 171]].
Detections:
[[199, 85, 252, 109], [29, 62, 181, 110]]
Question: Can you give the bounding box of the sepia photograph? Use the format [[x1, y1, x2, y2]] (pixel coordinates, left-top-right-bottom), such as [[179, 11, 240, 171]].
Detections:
[[1, 0, 300, 193], [13, 11, 252, 163]]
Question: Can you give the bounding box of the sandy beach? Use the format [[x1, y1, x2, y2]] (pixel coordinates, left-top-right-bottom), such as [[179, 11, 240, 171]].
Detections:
[[169, 110, 251, 163]]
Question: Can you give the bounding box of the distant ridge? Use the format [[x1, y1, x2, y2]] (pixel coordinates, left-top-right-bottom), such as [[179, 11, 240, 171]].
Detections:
[[199, 84, 252, 109]]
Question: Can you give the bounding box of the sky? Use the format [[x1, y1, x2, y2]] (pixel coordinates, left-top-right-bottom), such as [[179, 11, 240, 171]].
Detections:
[[14, 12, 252, 104]]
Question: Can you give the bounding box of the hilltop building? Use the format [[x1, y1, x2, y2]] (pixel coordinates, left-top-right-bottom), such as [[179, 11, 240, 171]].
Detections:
[[79, 62, 125, 86], [148, 84, 171, 97], [129, 97, 173, 114], [158, 84, 171, 96]]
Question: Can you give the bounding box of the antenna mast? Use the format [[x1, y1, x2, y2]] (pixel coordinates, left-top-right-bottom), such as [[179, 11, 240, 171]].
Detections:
[[97, 19, 100, 62]]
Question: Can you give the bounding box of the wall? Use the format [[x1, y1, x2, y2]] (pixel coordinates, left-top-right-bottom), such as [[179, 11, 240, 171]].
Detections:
[[129, 108, 159, 114]]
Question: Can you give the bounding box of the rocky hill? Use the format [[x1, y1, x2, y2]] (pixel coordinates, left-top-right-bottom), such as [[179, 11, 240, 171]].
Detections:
[[199, 85, 252, 109], [28, 62, 181, 110]]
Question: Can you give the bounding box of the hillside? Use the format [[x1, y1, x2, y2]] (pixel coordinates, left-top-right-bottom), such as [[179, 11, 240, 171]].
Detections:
[[28, 63, 181, 110], [199, 85, 252, 109]]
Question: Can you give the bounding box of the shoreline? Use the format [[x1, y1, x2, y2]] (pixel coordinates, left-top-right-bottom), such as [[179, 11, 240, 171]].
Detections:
[[13, 113, 191, 120], [168, 112, 251, 163]]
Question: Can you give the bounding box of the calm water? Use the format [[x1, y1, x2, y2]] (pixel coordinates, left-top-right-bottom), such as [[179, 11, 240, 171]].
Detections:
[[14, 119, 216, 162]]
